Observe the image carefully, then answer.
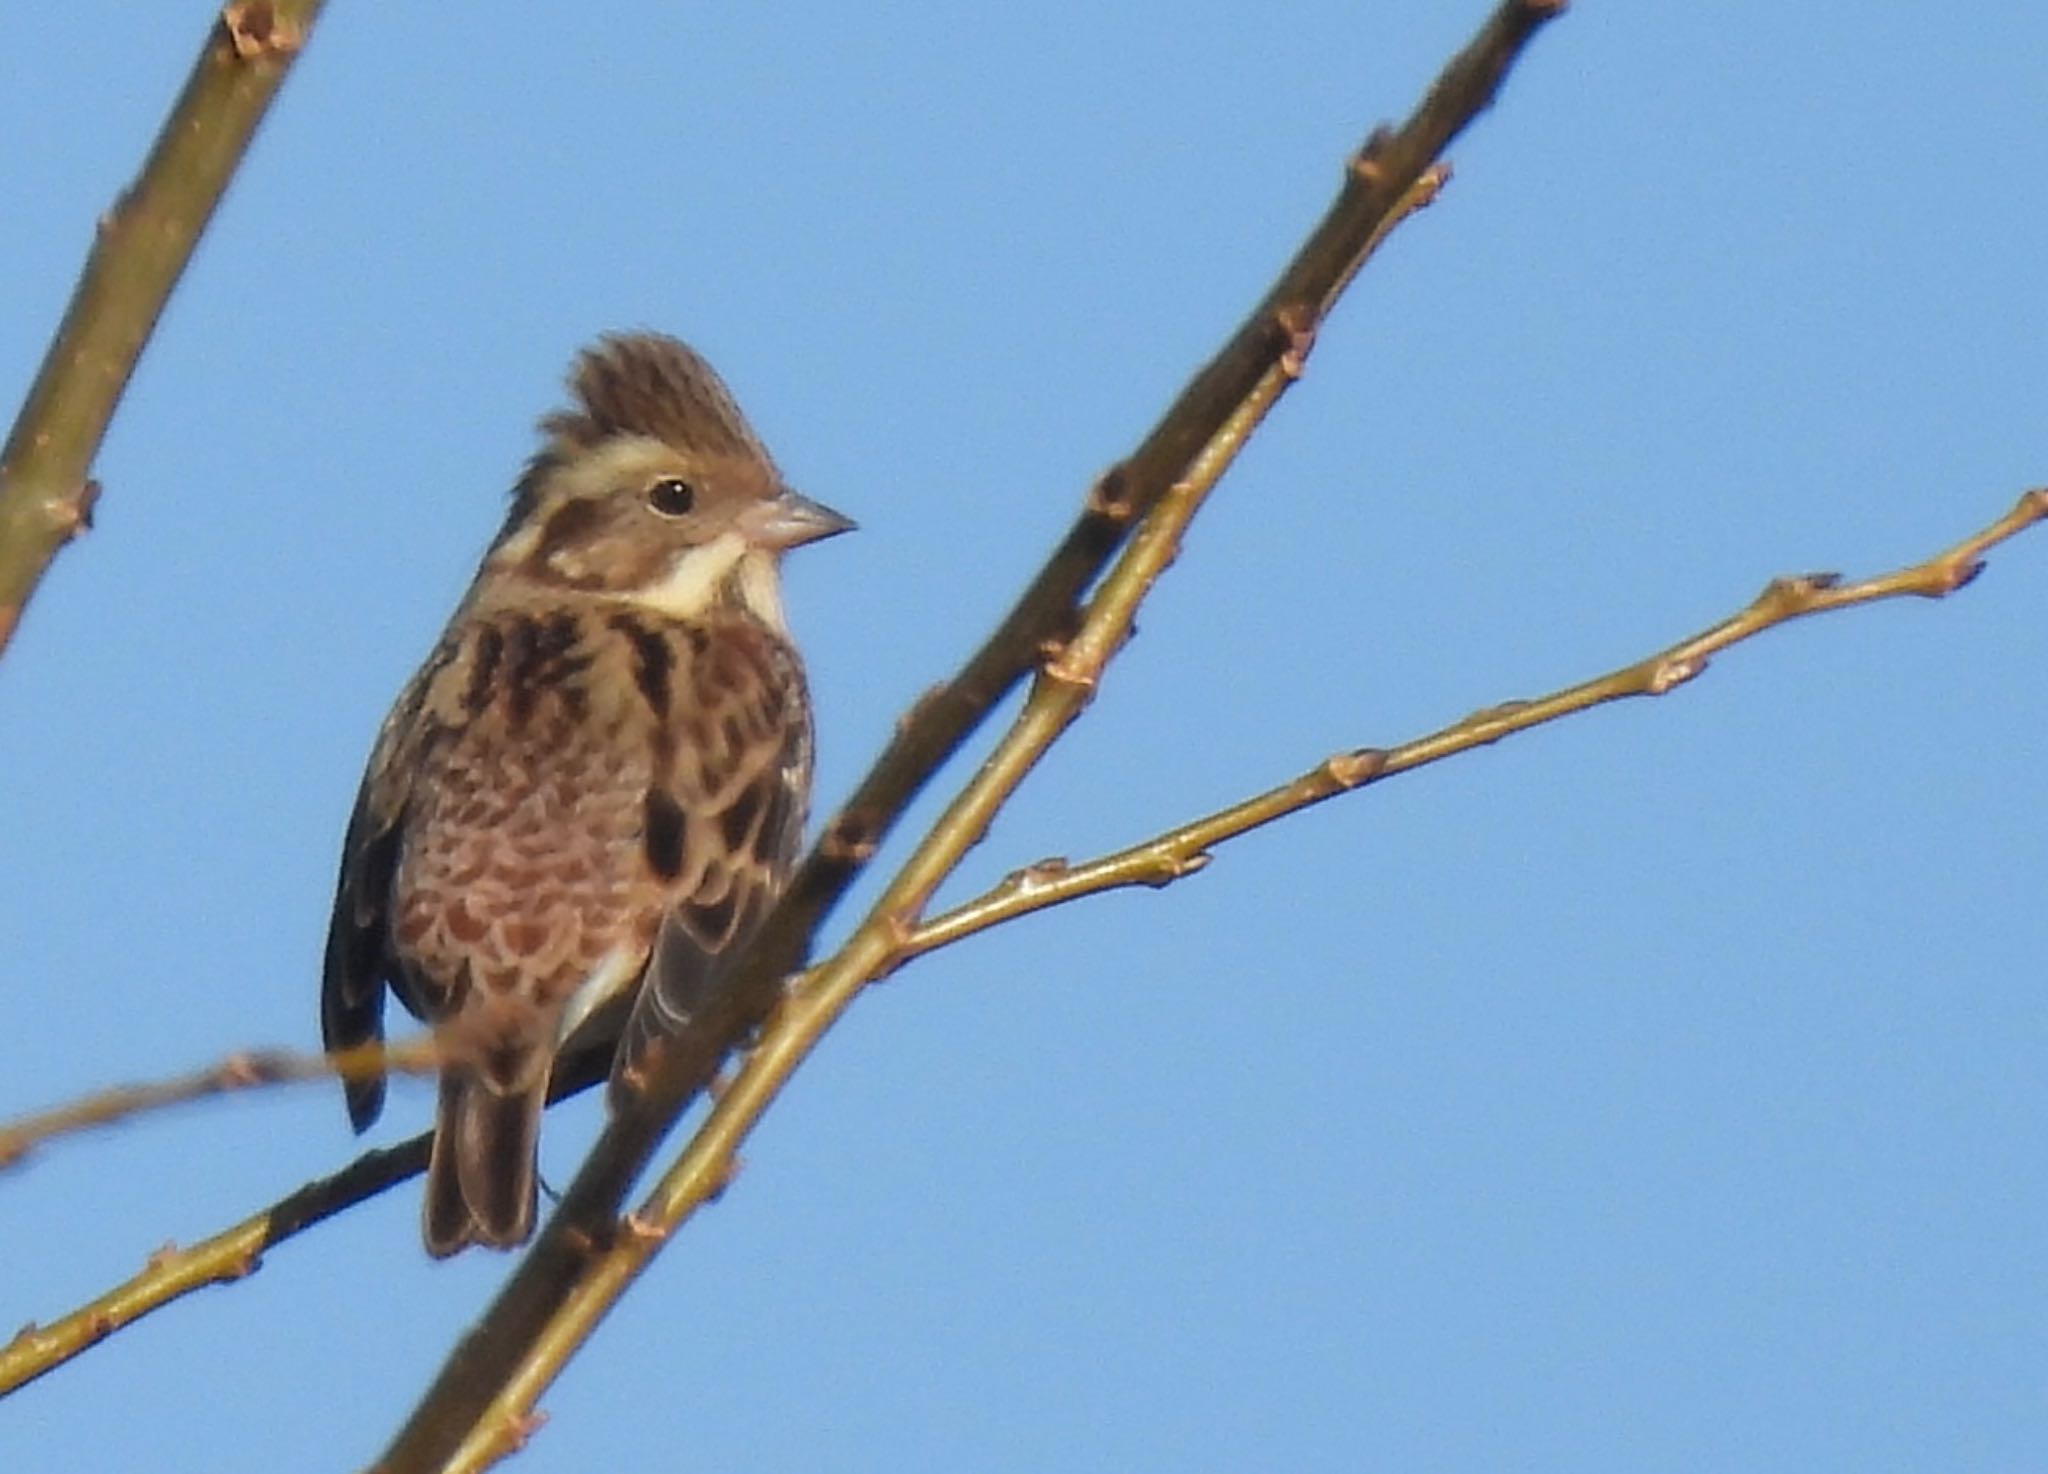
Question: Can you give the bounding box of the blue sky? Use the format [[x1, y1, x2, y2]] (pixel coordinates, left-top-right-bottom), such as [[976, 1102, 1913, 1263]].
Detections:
[[2, 3, 2043, 1470]]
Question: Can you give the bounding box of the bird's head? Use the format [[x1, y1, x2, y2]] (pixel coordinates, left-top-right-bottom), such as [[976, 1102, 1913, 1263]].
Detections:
[[489, 333, 853, 623]]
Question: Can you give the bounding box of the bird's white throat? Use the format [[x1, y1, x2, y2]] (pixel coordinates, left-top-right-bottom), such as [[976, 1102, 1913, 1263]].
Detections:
[[629, 531, 788, 631]]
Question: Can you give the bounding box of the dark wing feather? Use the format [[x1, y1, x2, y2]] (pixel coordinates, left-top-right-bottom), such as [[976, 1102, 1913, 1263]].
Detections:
[[321, 792, 404, 1130], [319, 652, 449, 1130], [609, 625, 810, 1105]]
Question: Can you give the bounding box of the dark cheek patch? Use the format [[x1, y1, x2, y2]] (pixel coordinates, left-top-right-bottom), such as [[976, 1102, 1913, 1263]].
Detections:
[[643, 789, 686, 880], [531, 497, 608, 577]]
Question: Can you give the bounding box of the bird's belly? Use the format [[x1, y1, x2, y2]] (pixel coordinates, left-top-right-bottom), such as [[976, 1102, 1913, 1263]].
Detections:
[[390, 713, 660, 1018]]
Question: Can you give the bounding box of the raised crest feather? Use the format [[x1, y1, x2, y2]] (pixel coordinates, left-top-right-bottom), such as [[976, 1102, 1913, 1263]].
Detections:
[[541, 333, 768, 461]]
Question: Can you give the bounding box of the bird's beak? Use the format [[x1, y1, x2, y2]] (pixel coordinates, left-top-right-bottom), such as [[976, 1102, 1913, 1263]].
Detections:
[[739, 488, 858, 551]]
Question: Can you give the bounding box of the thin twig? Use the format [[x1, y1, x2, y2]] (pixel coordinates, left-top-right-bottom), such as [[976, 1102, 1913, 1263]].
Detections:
[[0, 1131, 427, 1397], [0, 1036, 626, 1399], [0, 1, 324, 656], [0, 1038, 438, 1172], [908, 489, 2048, 951]]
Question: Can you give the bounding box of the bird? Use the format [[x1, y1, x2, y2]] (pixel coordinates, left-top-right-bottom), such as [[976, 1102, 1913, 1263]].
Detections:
[[320, 332, 852, 1256]]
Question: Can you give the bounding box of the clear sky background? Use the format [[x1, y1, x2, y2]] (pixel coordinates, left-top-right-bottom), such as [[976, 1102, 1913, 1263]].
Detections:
[[2, 4, 2042, 1470]]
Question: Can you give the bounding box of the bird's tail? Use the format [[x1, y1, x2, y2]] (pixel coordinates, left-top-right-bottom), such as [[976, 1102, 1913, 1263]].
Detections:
[[423, 1070, 545, 1257]]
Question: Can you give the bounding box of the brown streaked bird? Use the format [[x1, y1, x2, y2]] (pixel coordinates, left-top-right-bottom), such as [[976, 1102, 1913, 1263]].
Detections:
[[321, 332, 851, 1256]]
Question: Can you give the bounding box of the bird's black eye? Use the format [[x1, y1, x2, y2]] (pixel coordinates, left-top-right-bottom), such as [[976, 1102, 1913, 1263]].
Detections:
[[647, 477, 696, 517]]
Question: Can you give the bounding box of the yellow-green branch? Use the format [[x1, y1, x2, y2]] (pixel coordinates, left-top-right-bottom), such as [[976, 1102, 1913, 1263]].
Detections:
[[0, 1, 324, 655], [382, 6, 1562, 1465], [0, 1038, 437, 1173], [1, 1130, 429, 1397], [909, 488, 2048, 951]]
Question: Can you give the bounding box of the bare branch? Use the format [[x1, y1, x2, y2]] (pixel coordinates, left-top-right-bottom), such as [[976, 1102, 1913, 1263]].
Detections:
[[908, 489, 2048, 951], [0, 1038, 437, 1173], [406, 169, 1439, 1465], [380, 5, 1563, 1465], [0, 0, 324, 656], [0, 1038, 627, 1396], [1, 1130, 425, 1397]]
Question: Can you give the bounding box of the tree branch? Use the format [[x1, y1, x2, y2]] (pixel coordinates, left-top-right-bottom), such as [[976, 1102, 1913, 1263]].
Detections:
[[381, 3, 1563, 1465], [0, 0, 323, 657], [906, 488, 2048, 952], [0, 1038, 438, 1173], [407, 173, 1436, 1471], [0, 1036, 623, 1398], [1, 1130, 425, 1397]]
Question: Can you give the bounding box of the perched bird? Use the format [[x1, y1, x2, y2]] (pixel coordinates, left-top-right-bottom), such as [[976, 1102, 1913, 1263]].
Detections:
[[321, 333, 851, 1256]]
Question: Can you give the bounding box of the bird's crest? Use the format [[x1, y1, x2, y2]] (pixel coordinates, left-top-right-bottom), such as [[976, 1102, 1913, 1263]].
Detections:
[[541, 332, 767, 460]]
